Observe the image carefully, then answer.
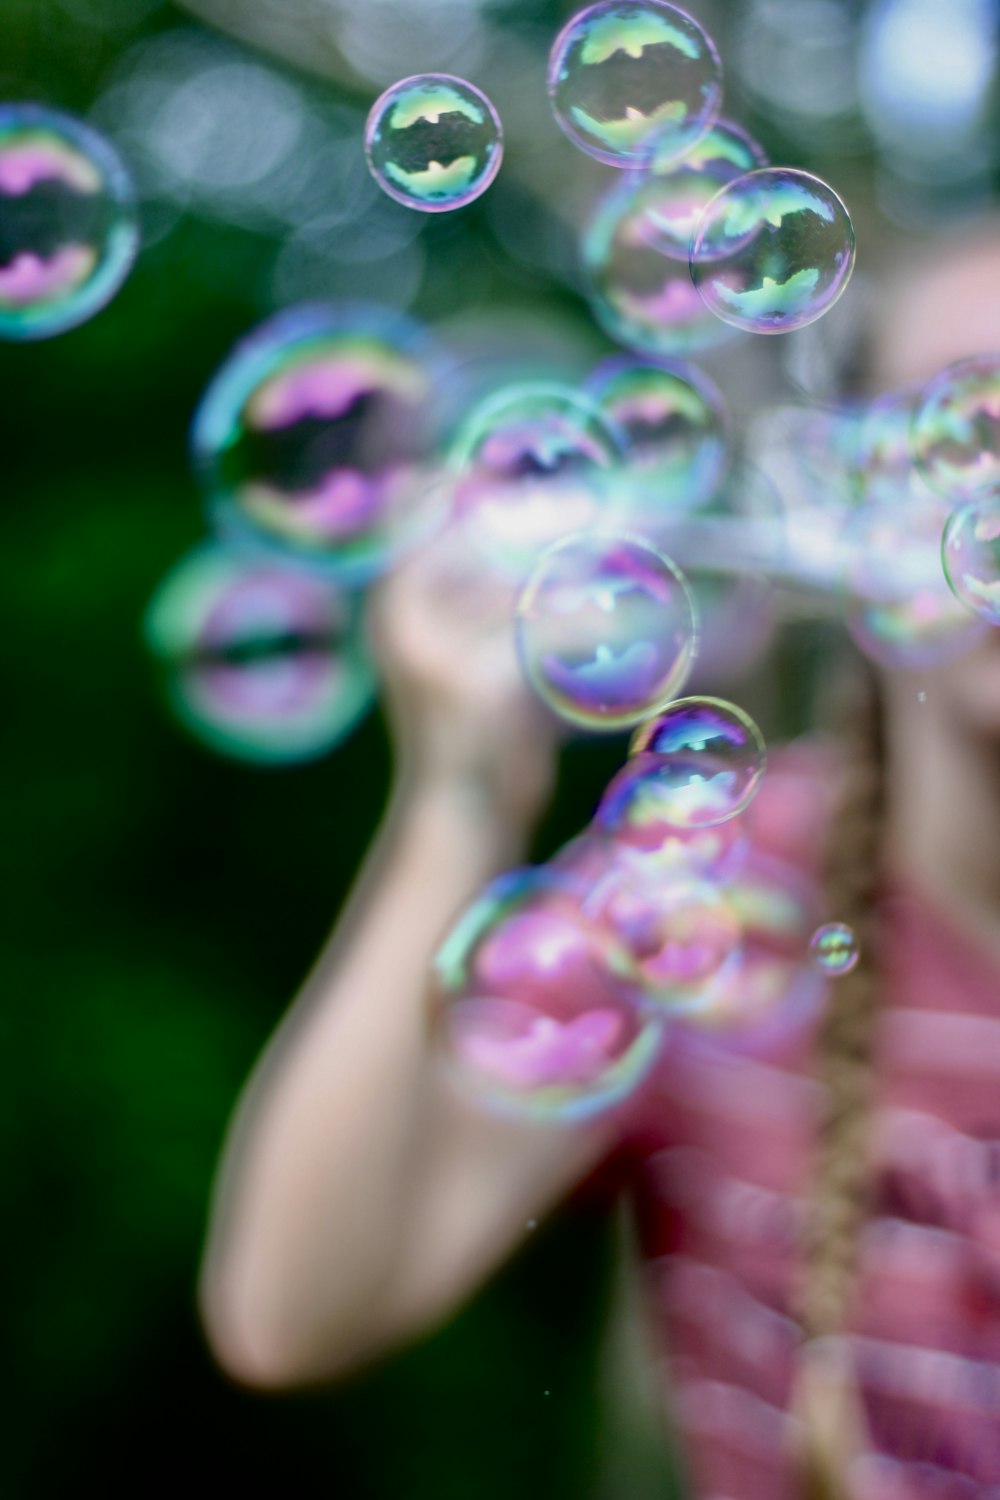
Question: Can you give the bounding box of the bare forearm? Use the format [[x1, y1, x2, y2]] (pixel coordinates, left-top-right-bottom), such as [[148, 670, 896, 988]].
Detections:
[[199, 774, 528, 1384]]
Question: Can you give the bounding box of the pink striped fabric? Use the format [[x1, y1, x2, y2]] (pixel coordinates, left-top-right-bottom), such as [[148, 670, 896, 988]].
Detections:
[[623, 747, 1000, 1498]]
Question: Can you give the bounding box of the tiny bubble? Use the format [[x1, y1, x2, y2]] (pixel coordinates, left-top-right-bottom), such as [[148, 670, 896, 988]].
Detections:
[[918, 690, 927, 703], [544, 1390, 550, 1396]]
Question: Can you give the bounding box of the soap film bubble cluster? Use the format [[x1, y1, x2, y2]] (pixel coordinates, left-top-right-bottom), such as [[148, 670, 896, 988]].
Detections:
[[364, 74, 503, 212], [0, 103, 137, 340]]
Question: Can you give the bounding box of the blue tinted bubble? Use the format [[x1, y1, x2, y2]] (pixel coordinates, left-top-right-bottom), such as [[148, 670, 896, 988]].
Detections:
[[365, 74, 503, 212], [144, 544, 376, 765], [690, 168, 856, 335], [193, 303, 447, 585], [629, 696, 766, 826], [0, 104, 137, 340], [548, 1, 722, 168]]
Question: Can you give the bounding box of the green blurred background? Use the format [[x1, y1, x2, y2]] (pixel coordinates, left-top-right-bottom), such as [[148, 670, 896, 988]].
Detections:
[[1, 0, 997, 1494]]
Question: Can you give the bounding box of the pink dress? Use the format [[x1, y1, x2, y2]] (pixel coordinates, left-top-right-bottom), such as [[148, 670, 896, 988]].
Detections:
[[623, 746, 1000, 1499]]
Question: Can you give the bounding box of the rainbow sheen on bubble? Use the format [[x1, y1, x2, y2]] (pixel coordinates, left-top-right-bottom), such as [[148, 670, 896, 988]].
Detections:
[[638, 117, 768, 256], [432, 866, 663, 1120], [912, 354, 1000, 503], [364, 74, 503, 212], [0, 104, 137, 340], [809, 921, 859, 977], [193, 304, 446, 585], [144, 545, 375, 765], [587, 355, 729, 522], [942, 497, 1000, 626], [584, 172, 738, 356], [628, 696, 766, 826], [450, 383, 624, 580], [690, 168, 856, 335], [548, 1, 722, 168], [845, 495, 987, 668], [592, 763, 748, 878], [515, 534, 698, 730]]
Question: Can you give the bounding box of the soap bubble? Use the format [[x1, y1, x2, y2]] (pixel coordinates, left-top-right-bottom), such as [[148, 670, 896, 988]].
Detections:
[[584, 172, 738, 356], [583, 863, 741, 1008], [144, 544, 375, 764], [586, 355, 729, 520], [0, 103, 137, 340], [845, 496, 987, 668], [809, 921, 859, 977], [912, 354, 1000, 503], [449, 382, 624, 581], [193, 303, 447, 586], [432, 867, 663, 1120], [690, 168, 856, 335], [942, 497, 1000, 626], [515, 533, 698, 730], [593, 761, 749, 878], [548, 1, 722, 168], [364, 74, 503, 211], [628, 696, 766, 826], [849, 387, 927, 510], [638, 117, 768, 257]]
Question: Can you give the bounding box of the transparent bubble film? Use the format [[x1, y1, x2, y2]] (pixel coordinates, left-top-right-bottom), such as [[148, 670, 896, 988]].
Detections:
[[942, 497, 1000, 626], [912, 354, 1000, 504], [690, 168, 856, 335], [193, 303, 447, 586], [365, 74, 503, 212], [548, 1, 722, 168], [628, 696, 766, 826], [0, 103, 137, 339], [809, 921, 859, 977], [515, 534, 698, 730]]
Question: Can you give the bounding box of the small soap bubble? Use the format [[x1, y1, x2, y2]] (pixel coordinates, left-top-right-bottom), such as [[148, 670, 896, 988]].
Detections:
[[592, 767, 749, 879], [917, 690, 928, 703], [690, 168, 856, 335], [809, 922, 859, 977], [450, 383, 624, 581], [586, 355, 729, 519], [515, 534, 698, 731], [0, 103, 137, 340], [432, 867, 663, 1121], [365, 74, 503, 211], [942, 496, 1000, 626], [193, 303, 447, 585], [912, 354, 1000, 503], [639, 117, 768, 257], [584, 173, 737, 357], [144, 545, 376, 765], [628, 697, 767, 826], [548, 1, 722, 168]]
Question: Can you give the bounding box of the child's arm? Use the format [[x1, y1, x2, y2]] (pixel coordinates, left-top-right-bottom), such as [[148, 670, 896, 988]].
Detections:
[[198, 537, 616, 1389]]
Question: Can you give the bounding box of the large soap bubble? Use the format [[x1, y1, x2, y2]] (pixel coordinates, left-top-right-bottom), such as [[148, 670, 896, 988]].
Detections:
[[628, 696, 766, 826], [449, 382, 625, 580], [193, 303, 447, 586], [690, 168, 856, 335], [365, 74, 503, 212], [144, 544, 376, 764], [911, 354, 1000, 503], [515, 533, 698, 730], [0, 103, 137, 340], [432, 867, 663, 1120], [548, 1, 722, 168], [942, 497, 1000, 626]]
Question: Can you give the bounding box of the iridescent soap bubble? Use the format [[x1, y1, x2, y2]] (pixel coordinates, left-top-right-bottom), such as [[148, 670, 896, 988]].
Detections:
[[548, 1, 722, 168], [515, 534, 698, 730], [364, 74, 503, 211], [690, 168, 856, 335], [639, 117, 768, 257], [809, 922, 859, 977], [144, 544, 375, 765], [912, 354, 1000, 503], [845, 496, 987, 668], [627, 697, 766, 826], [193, 303, 446, 586], [583, 862, 741, 1009], [432, 867, 663, 1120], [593, 760, 748, 878], [450, 382, 624, 580], [584, 172, 738, 357], [0, 104, 137, 340], [587, 355, 729, 520], [942, 497, 1000, 625]]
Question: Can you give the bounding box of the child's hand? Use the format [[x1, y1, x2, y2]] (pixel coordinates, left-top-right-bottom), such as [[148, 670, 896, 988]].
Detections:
[[368, 528, 558, 836]]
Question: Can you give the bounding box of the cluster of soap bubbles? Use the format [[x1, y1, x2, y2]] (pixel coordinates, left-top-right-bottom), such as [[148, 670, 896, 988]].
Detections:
[[432, 694, 843, 1120]]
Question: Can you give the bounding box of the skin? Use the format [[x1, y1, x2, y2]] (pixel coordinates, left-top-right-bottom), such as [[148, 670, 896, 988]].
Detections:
[[199, 231, 1000, 1404]]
